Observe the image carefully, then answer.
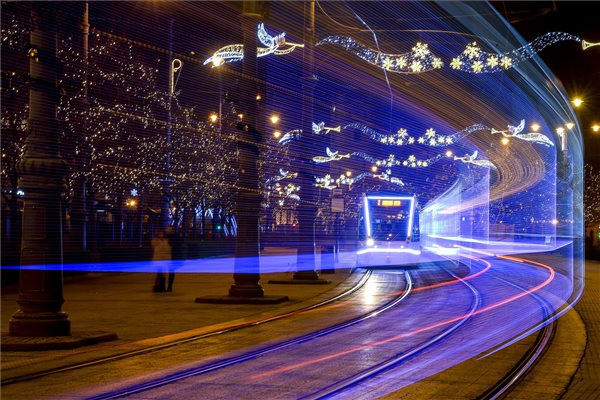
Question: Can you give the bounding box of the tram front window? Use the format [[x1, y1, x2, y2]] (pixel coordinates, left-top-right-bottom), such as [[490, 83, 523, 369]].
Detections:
[[371, 208, 409, 241]]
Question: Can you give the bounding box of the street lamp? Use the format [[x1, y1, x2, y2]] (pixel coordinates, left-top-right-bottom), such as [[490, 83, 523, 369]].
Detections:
[[270, 114, 280, 124], [592, 124, 599, 133], [501, 137, 510, 145], [572, 97, 584, 108], [531, 123, 540, 132]]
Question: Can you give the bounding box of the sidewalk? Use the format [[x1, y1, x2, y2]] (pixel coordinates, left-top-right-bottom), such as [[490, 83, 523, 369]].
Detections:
[[1, 248, 356, 380]]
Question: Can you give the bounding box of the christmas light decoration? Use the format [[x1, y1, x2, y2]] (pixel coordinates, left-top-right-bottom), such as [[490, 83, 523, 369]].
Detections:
[[451, 32, 580, 73], [317, 36, 443, 74], [319, 32, 581, 75], [312, 121, 341, 135], [278, 129, 303, 145], [203, 23, 304, 66], [312, 147, 351, 163], [490, 120, 554, 146], [453, 151, 497, 169]]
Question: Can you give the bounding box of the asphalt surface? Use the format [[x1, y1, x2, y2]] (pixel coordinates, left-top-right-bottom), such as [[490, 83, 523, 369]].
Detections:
[[1, 255, 598, 399]]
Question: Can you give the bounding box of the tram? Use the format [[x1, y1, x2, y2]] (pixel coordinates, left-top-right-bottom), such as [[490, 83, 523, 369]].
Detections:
[[356, 193, 421, 268]]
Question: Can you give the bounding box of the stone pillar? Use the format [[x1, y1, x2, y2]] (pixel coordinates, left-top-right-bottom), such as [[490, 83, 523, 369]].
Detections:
[[229, 9, 264, 298], [9, 5, 70, 337], [292, 0, 324, 281]]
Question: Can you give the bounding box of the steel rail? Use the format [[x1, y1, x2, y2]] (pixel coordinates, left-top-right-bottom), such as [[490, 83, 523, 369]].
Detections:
[[1, 270, 372, 386], [302, 260, 483, 400], [476, 265, 556, 400], [86, 269, 413, 400]]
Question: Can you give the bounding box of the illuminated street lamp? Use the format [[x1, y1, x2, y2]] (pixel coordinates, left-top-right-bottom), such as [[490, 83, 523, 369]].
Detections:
[[209, 113, 219, 124], [531, 123, 540, 132], [371, 165, 378, 173], [273, 130, 282, 139], [501, 137, 510, 145], [572, 97, 584, 108], [592, 124, 600, 133], [565, 122, 575, 130], [345, 170, 352, 177], [270, 114, 280, 124], [445, 150, 453, 157]]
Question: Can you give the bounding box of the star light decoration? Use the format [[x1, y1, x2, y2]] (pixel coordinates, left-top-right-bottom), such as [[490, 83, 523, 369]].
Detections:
[[204, 23, 304, 67], [315, 171, 404, 190], [319, 32, 582, 75], [317, 36, 444, 74], [343, 123, 459, 147]]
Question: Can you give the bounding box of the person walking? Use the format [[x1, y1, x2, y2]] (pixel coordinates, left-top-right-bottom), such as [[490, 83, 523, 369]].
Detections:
[[151, 228, 172, 292]]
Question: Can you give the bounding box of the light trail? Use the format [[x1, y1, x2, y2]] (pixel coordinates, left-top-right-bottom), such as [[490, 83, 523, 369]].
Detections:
[[251, 256, 555, 380]]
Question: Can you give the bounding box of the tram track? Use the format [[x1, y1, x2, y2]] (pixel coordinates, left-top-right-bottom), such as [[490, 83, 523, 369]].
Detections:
[[86, 269, 415, 399], [476, 260, 557, 400], [301, 260, 484, 400], [2, 270, 374, 386], [4, 257, 560, 400]]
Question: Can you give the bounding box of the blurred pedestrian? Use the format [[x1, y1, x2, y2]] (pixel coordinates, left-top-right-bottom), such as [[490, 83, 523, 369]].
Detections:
[[166, 226, 183, 292], [151, 228, 171, 292]]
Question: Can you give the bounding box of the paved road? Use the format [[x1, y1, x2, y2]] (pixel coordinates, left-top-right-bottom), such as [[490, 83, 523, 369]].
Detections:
[[1, 257, 598, 399]]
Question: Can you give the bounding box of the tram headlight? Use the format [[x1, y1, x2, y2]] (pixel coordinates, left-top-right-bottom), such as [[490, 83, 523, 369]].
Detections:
[[366, 237, 375, 247]]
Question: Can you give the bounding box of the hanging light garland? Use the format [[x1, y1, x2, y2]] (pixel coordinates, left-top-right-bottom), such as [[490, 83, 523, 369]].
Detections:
[[318, 32, 583, 75], [318, 36, 444, 74]]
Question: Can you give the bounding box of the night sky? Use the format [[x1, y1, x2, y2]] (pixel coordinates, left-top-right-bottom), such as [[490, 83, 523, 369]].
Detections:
[[492, 1, 600, 166]]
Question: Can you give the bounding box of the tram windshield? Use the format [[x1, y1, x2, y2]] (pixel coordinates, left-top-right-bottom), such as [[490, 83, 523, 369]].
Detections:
[[364, 197, 415, 242]]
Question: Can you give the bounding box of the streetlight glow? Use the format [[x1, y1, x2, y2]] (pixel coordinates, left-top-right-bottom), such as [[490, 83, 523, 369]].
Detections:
[[592, 124, 600, 133], [556, 127, 565, 136], [273, 130, 282, 139], [565, 122, 575, 130], [209, 113, 218, 123], [530, 123, 540, 132], [371, 165, 378, 173], [270, 114, 280, 124], [211, 55, 223, 67], [445, 150, 453, 157], [345, 171, 352, 177], [501, 137, 510, 145], [572, 97, 584, 108]]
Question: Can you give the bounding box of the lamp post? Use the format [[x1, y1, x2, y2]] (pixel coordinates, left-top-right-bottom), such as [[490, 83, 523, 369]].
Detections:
[[9, 5, 70, 336]]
